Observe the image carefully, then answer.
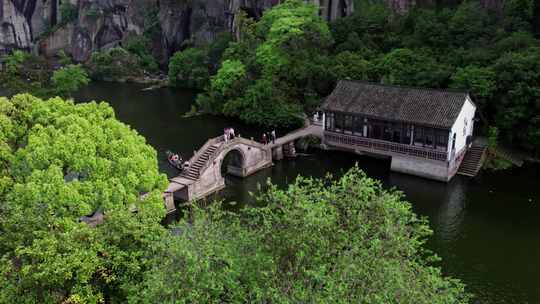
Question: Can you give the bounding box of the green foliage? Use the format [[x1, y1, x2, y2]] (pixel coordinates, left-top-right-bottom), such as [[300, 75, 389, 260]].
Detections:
[[51, 64, 90, 97], [168, 48, 210, 89], [491, 47, 540, 147], [451, 66, 496, 98], [57, 50, 73, 66], [378, 48, 451, 87], [198, 0, 332, 127], [487, 126, 499, 149], [0, 94, 168, 303], [85, 48, 144, 81], [168, 33, 232, 89], [503, 0, 535, 30], [324, 0, 540, 152], [0, 51, 54, 98], [195, 59, 248, 114], [143, 7, 161, 38], [134, 167, 470, 303], [332, 51, 372, 80], [124, 36, 159, 72], [484, 129, 513, 170], [59, 2, 78, 25], [210, 59, 247, 95], [4, 50, 28, 74]]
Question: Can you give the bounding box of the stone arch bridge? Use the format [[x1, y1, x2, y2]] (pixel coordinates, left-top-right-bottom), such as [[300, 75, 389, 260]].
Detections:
[[163, 124, 322, 213]]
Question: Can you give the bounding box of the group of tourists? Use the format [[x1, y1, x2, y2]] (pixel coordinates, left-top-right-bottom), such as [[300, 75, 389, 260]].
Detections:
[[224, 127, 236, 142], [261, 130, 276, 145]]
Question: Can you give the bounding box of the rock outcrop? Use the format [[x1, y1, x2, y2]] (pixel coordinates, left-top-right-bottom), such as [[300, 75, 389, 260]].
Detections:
[[1, 0, 35, 54], [2, 0, 354, 61]]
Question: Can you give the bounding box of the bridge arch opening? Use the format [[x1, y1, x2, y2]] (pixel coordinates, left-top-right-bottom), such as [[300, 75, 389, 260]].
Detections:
[[220, 148, 246, 178]]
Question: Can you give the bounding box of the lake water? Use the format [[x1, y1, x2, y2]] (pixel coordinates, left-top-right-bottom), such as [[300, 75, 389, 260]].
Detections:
[[75, 81, 540, 304]]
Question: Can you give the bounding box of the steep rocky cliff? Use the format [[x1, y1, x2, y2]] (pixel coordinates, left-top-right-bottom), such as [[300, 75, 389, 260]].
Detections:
[[1, 0, 354, 62]]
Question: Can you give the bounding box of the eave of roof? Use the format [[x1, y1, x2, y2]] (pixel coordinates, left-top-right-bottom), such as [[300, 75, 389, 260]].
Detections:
[[322, 80, 470, 129]]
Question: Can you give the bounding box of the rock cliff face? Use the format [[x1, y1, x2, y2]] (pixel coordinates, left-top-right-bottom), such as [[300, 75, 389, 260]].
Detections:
[[1, 0, 355, 61]]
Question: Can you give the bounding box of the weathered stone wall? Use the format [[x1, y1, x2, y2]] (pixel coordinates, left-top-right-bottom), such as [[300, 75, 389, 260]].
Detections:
[[390, 155, 450, 182]]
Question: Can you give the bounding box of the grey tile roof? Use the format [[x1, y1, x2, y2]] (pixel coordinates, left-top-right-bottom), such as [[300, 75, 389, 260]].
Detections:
[[322, 80, 471, 129]]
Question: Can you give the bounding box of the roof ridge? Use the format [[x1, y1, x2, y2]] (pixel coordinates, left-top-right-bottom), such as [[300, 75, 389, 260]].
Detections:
[[339, 79, 470, 96]]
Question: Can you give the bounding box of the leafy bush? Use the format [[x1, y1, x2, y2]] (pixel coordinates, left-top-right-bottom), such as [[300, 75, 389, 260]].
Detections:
[[0, 51, 52, 97], [51, 64, 90, 97], [85, 48, 144, 80], [134, 167, 470, 303], [124, 36, 159, 72], [57, 50, 73, 66], [59, 2, 78, 25], [168, 48, 210, 89]]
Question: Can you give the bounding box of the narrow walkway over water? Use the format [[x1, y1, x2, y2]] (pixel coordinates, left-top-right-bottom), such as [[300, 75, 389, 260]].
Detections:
[[163, 124, 323, 212]]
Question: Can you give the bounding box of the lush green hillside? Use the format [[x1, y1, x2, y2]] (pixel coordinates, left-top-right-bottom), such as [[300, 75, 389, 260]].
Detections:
[[171, 0, 539, 154]]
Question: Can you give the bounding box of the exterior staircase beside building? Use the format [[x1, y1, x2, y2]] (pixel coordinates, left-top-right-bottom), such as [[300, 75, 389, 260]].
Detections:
[[457, 145, 487, 177]]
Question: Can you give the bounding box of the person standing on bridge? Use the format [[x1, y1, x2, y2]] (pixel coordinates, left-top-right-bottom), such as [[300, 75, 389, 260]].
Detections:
[[271, 130, 276, 144], [262, 133, 267, 145], [230, 127, 235, 139], [224, 128, 230, 143]]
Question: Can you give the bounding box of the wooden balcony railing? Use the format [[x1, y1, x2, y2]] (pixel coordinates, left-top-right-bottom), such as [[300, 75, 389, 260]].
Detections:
[[325, 132, 448, 162]]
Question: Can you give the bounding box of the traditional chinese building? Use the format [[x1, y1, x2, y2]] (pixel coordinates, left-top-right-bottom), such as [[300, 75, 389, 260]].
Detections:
[[321, 80, 477, 182]]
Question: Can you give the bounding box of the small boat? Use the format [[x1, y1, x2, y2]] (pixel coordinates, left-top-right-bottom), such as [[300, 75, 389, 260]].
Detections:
[[166, 151, 183, 171]]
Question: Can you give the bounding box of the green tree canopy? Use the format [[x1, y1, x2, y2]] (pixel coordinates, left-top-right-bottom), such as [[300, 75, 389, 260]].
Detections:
[[491, 47, 540, 149], [197, 0, 333, 127], [378, 48, 451, 87], [450, 66, 496, 99], [168, 48, 210, 89], [134, 167, 470, 303], [0, 94, 168, 303], [51, 64, 90, 98]]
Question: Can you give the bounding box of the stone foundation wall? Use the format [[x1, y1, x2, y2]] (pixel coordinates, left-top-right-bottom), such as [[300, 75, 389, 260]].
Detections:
[[390, 155, 450, 182]]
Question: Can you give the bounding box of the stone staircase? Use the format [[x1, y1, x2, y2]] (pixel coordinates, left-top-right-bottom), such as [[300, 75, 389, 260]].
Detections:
[[181, 144, 220, 180], [457, 145, 487, 177]]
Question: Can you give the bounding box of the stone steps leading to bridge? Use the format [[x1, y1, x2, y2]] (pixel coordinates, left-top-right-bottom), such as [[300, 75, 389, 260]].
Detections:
[[180, 144, 220, 180]]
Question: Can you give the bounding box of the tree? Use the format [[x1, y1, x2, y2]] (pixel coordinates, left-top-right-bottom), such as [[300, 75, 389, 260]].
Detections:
[[331, 51, 372, 81], [196, 59, 248, 113], [377, 48, 451, 87], [134, 167, 470, 303], [51, 64, 90, 97], [198, 0, 332, 127], [503, 0, 535, 31], [491, 47, 540, 148], [123, 36, 159, 73], [0, 94, 168, 303], [85, 48, 144, 81], [450, 65, 496, 118], [0, 51, 51, 97], [168, 48, 211, 89]]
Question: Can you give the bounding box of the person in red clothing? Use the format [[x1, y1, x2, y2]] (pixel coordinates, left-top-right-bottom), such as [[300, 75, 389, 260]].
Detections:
[[262, 133, 267, 145]]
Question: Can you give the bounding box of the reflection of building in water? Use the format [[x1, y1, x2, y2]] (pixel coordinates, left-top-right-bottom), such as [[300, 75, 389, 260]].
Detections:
[[387, 173, 468, 243], [435, 178, 468, 243]]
